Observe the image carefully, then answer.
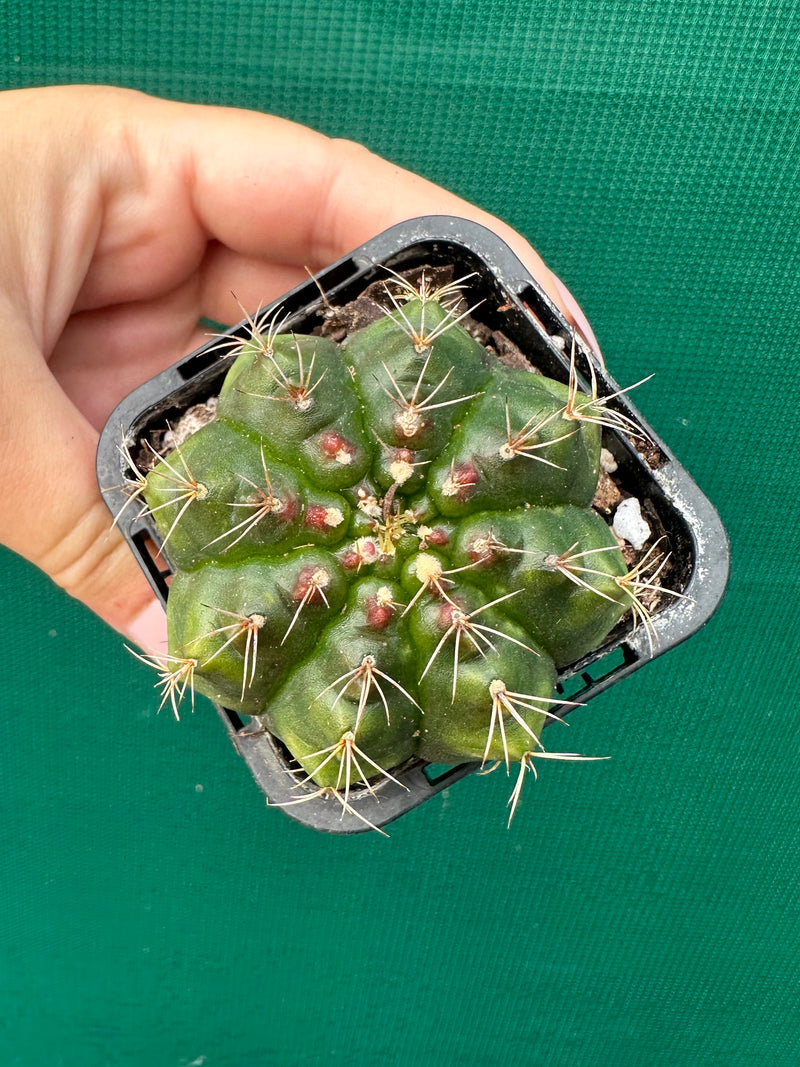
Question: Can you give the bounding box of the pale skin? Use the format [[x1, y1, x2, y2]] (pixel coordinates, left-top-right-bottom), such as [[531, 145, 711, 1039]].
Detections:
[[0, 85, 600, 650]]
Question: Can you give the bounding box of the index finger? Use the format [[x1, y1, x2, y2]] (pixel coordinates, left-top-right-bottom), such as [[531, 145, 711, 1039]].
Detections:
[[77, 88, 568, 316], [179, 103, 558, 286]]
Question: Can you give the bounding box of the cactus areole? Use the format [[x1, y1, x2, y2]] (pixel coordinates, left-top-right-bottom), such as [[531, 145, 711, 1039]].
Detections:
[[99, 218, 728, 834]]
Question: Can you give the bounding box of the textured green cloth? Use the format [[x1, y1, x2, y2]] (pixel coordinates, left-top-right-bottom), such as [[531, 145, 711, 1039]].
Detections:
[[2, 2, 799, 1064]]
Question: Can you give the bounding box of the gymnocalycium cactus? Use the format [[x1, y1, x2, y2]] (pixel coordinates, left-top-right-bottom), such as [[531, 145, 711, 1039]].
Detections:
[[129, 270, 674, 830]]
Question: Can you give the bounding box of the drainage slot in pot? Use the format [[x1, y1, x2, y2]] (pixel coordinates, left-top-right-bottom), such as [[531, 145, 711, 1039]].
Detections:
[[176, 341, 228, 382], [131, 528, 171, 601], [557, 642, 639, 702]]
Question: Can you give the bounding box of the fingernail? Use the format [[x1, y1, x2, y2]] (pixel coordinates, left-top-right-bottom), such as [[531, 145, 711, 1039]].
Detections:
[[126, 598, 168, 654], [552, 275, 603, 360]]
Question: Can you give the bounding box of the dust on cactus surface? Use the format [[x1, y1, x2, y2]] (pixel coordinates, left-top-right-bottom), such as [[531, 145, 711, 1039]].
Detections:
[[126, 268, 683, 831]]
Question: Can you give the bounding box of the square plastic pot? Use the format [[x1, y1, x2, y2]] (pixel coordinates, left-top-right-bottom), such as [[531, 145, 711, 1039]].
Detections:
[[97, 216, 729, 833]]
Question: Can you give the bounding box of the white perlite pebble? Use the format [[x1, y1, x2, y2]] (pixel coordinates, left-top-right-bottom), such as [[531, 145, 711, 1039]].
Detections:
[[613, 497, 651, 550], [600, 447, 618, 473]]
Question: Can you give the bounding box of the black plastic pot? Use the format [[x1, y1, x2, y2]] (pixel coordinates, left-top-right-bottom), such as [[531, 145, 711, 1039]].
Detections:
[[97, 216, 729, 834]]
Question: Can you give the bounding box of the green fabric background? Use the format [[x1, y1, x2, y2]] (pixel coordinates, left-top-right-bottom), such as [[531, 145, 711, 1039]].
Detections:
[[1, 1, 798, 1064]]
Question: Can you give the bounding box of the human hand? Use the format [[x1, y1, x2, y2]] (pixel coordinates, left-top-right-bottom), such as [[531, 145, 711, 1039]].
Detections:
[[0, 85, 600, 651]]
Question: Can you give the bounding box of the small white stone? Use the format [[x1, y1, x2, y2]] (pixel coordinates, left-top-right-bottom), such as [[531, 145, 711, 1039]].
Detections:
[[600, 447, 618, 473], [612, 497, 651, 551]]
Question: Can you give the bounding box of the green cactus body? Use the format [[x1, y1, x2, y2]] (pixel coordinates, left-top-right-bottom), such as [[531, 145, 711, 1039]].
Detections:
[[428, 367, 600, 515], [140, 278, 636, 822], [449, 506, 632, 666], [166, 549, 348, 715], [266, 579, 418, 789], [217, 333, 372, 489], [404, 578, 557, 764], [142, 420, 351, 569]]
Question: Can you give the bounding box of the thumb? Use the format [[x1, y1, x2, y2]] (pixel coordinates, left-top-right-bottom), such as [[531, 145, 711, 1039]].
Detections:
[[0, 315, 167, 649]]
